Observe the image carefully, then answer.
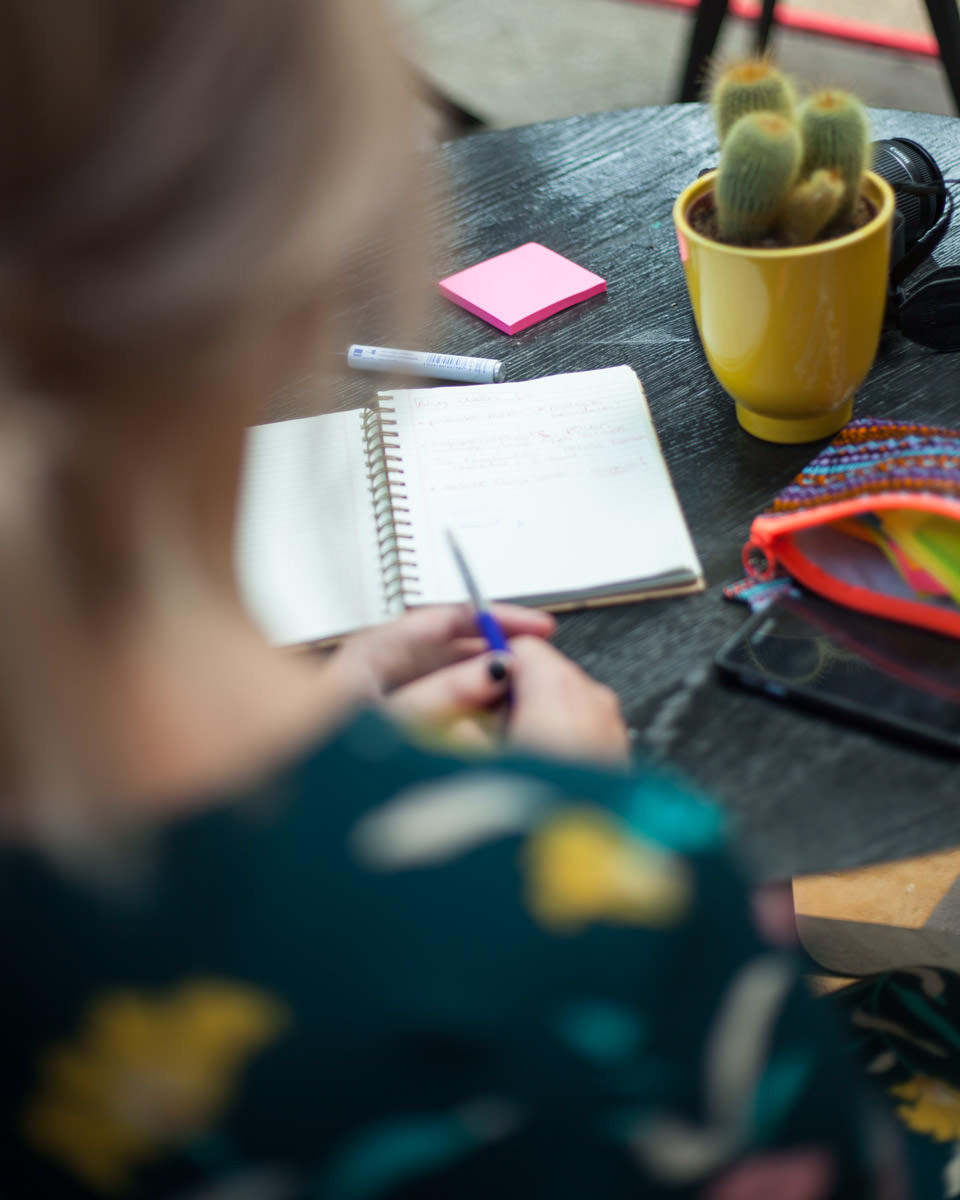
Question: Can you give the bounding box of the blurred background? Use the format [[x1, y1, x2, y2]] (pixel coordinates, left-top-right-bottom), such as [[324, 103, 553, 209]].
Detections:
[[392, 0, 955, 136]]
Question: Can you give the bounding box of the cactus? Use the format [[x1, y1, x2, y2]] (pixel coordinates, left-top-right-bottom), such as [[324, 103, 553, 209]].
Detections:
[[797, 89, 870, 224], [705, 59, 872, 246], [710, 58, 795, 145], [777, 168, 845, 245], [715, 112, 802, 244]]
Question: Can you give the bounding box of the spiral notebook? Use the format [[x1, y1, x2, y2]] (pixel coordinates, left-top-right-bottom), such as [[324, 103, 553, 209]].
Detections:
[[235, 365, 703, 647]]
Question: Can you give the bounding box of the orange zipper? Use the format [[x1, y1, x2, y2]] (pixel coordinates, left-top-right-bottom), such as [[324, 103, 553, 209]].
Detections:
[[744, 493, 960, 638]]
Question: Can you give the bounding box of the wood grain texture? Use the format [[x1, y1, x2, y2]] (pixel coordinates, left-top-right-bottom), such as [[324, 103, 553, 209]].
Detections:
[[276, 105, 960, 882], [796, 850, 960, 926]]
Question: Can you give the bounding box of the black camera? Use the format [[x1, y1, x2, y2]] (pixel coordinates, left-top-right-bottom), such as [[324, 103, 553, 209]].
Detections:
[[872, 139, 945, 276], [871, 137, 960, 350]]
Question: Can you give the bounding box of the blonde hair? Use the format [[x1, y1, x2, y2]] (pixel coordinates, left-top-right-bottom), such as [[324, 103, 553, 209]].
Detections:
[[0, 0, 420, 386], [0, 0, 424, 829]]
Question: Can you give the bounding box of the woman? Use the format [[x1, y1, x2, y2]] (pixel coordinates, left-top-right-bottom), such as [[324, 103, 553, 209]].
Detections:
[[0, 1, 946, 1196]]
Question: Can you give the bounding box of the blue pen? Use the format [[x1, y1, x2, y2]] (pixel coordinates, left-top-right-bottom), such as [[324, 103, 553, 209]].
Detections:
[[445, 530, 510, 654]]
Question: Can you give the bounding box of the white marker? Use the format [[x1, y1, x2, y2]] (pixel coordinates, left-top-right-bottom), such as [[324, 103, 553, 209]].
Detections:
[[346, 344, 505, 384]]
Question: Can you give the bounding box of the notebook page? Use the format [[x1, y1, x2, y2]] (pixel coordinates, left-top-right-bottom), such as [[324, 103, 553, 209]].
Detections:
[[235, 410, 384, 645], [383, 366, 701, 606]]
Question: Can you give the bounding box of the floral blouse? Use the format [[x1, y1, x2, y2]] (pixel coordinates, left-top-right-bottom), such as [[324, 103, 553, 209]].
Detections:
[[0, 708, 950, 1197]]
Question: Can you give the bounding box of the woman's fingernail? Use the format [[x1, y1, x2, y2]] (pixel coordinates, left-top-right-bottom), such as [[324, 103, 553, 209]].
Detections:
[[487, 656, 509, 683]]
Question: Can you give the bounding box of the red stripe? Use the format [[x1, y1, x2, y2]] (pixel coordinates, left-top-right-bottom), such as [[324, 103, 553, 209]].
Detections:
[[623, 0, 939, 58]]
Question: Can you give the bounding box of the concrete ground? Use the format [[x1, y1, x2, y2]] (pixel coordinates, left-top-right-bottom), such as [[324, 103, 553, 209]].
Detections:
[[391, 0, 955, 132]]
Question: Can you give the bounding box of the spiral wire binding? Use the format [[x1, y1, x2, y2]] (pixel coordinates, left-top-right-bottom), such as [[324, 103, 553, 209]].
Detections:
[[361, 399, 422, 613]]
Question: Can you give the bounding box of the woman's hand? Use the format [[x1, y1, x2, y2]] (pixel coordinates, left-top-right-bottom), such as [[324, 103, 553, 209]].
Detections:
[[380, 649, 516, 749], [504, 636, 632, 766], [323, 603, 554, 707], [382, 633, 632, 763], [324, 606, 630, 765]]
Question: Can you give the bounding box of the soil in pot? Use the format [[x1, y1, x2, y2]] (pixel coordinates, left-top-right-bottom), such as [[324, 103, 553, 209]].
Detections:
[[688, 191, 877, 248]]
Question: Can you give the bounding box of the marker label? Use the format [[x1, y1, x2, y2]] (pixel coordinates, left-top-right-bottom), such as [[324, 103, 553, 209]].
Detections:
[[347, 344, 505, 384]]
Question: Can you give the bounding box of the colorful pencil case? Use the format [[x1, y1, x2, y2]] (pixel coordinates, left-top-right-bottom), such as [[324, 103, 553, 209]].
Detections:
[[742, 418, 960, 638]]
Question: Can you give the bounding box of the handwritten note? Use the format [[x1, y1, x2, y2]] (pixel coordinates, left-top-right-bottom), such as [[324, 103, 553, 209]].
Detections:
[[236, 366, 703, 647], [381, 366, 700, 606]]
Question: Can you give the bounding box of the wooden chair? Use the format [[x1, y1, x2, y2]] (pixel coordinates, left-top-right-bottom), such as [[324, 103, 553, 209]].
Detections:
[[793, 846, 960, 977]]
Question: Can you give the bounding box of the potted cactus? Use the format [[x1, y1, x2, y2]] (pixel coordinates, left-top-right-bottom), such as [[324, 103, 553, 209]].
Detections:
[[673, 59, 896, 444]]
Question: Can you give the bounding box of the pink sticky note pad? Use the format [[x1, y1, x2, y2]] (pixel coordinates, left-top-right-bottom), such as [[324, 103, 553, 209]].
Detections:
[[437, 242, 606, 335]]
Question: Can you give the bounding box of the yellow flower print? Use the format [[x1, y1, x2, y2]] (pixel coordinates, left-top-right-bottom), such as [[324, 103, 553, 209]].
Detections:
[[21, 979, 289, 1193], [524, 807, 692, 933], [890, 1075, 960, 1142]]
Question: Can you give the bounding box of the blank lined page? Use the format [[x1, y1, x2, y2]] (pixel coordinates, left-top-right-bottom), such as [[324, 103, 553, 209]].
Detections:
[[235, 411, 383, 645], [380, 366, 702, 606]]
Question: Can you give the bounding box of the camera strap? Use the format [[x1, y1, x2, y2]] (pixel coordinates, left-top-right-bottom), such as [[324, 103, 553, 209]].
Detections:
[[889, 178, 954, 288]]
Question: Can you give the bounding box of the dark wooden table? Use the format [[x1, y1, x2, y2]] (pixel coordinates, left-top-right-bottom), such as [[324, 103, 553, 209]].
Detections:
[[326, 103, 960, 883]]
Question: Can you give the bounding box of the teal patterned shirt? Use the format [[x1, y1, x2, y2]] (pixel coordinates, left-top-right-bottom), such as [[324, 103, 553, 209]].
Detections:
[[0, 709, 942, 1197]]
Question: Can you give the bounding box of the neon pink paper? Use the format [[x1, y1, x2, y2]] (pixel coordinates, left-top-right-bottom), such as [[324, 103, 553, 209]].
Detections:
[[437, 242, 606, 335]]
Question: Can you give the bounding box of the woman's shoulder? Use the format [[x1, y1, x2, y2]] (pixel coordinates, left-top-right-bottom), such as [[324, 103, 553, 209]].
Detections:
[[0, 706, 740, 1034], [0, 705, 732, 955], [0, 706, 730, 895]]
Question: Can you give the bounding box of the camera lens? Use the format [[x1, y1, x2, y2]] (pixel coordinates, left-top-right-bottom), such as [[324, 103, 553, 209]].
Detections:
[[871, 138, 945, 250]]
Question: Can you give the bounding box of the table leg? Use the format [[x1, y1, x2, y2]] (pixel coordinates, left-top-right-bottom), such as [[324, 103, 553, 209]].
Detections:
[[755, 0, 778, 53], [923, 0, 960, 115], [677, 0, 730, 102]]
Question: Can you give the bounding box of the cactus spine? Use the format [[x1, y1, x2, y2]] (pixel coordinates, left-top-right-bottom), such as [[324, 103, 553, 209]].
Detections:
[[715, 112, 802, 244], [797, 89, 870, 224], [777, 168, 845, 245], [711, 58, 795, 145]]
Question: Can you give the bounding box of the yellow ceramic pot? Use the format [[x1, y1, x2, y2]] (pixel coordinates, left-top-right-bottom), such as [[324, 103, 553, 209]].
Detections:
[[672, 170, 895, 443]]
